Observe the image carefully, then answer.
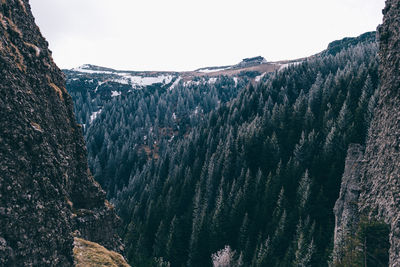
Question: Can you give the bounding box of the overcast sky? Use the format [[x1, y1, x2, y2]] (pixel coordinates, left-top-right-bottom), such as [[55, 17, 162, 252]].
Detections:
[[30, 0, 385, 71]]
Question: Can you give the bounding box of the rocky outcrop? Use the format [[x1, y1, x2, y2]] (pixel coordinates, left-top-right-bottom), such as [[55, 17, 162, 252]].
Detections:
[[334, 0, 400, 265], [0, 0, 122, 266], [73, 238, 129, 267], [333, 144, 364, 262], [358, 0, 400, 265]]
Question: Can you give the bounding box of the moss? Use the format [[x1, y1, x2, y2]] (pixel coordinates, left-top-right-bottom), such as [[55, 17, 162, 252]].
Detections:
[[73, 237, 130, 267]]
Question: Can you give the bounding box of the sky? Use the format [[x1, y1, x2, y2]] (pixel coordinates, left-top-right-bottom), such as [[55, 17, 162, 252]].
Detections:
[[29, 0, 386, 71]]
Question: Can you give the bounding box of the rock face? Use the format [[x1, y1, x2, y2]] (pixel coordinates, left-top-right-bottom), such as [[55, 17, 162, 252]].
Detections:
[[358, 0, 400, 265], [0, 0, 122, 266], [333, 144, 364, 262], [334, 0, 400, 265]]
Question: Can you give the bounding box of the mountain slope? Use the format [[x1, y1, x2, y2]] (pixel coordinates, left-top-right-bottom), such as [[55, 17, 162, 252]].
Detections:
[[65, 59, 269, 197], [0, 0, 123, 265], [110, 34, 378, 266]]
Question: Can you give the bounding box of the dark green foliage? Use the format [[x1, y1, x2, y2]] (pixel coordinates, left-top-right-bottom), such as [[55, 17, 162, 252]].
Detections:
[[110, 41, 378, 266], [66, 35, 379, 266], [66, 75, 245, 198], [334, 217, 389, 267], [323, 31, 376, 57]]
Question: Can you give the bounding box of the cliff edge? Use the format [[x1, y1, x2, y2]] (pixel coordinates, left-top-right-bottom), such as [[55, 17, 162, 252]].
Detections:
[[0, 0, 122, 266], [358, 0, 400, 265], [334, 0, 400, 265]]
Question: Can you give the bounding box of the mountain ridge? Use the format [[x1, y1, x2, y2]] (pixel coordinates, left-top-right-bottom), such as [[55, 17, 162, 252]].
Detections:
[[67, 31, 377, 78]]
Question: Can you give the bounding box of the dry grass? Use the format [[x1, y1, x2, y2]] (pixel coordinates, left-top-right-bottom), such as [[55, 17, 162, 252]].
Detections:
[[5, 16, 22, 38], [48, 82, 64, 101], [17, 0, 28, 15], [0, 14, 27, 72], [180, 62, 282, 81], [0, 14, 6, 29], [73, 238, 130, 267]]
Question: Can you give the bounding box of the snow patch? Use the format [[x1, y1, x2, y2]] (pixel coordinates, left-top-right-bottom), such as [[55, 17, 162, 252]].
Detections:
[[130, 75, 173, 87], [71, 65, 176, 89], [72, 65, 113, 74], [90, 109, 102, 124], [208, 77, 217, 84], [94, 81, 106, 93], [111, 78, 130, 85], [184, 80, 201, 87], [233, 77, 238, 87], [116, 73, 174, 88], [111, 91, 121, 97], [255, 72, 267, 82], [198, 67, 229, 73], [169, 77, 182, 91], [279, 61, 303, 71]]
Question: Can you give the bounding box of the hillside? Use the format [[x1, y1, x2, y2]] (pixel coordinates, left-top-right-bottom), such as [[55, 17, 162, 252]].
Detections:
[[68, 31, 379, 266], [65, 57, 286, 197]]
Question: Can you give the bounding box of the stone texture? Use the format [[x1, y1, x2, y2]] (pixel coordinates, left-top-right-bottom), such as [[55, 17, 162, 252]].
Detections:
[[358, 0, 400, 265], [334, 0, 400, 265], [333, 144, 364, 262], [0, 0, 122, 266]]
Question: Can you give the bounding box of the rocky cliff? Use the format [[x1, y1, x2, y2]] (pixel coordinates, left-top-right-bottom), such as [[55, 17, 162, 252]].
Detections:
[[0, 0, 122, 266], [333, 144, 364, 262], [358, 0, 400, 265], [334, 0, 400, 265]]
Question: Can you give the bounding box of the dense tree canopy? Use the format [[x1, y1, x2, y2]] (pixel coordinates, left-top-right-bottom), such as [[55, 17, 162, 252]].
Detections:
[[68, 34, 378, 266]]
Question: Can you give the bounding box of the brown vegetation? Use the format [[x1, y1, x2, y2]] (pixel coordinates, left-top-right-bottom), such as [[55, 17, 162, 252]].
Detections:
[[73, 238, 130, 267]]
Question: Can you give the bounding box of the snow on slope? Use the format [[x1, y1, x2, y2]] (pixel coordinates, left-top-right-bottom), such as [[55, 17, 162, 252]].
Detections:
[[279, 61, 303, 71], [111, 91, 121, 97], [72, 65, 175, 89], [90, 109, 102, 124], [169, 77, 182, 91], [198, 67, 230, 73], [255, 73, 266, 82]]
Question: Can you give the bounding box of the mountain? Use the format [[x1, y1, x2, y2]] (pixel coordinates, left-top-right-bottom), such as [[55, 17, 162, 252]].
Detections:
[[68, 31, 379, 266], [64, 57, 301, 198], [118, 35, 378, 267], [0, 0, 126, 266], [1, 0, 394, 266], [64, 56, 291, 103]]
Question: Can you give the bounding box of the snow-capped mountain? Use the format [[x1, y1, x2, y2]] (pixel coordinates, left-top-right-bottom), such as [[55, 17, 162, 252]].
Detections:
[[64, 57, 302, 99]]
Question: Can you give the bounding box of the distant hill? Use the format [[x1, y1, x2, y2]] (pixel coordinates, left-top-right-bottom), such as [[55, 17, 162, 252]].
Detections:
[[322, 31, 376, 56]]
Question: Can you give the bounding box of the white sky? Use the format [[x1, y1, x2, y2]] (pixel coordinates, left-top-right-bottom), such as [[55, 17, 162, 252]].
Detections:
[[29, 0, 385, 71]]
